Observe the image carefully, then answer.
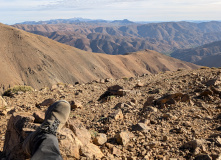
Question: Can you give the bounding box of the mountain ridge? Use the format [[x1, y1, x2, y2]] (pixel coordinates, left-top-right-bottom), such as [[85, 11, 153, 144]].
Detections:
[[13, 21, 221, 54], [0, 23, 198, 92]]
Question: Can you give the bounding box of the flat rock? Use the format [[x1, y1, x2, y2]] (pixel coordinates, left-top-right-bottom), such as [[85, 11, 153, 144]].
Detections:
[[39, 98, 55, 106], [132, 123, 151, 133]]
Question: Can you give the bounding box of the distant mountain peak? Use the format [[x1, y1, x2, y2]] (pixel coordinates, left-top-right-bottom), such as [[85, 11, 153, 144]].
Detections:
[[111, 19, 134, 24]]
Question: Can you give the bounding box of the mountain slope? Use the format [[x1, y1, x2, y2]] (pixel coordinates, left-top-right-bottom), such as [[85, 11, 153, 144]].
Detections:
[[171, 40, 221, 67], [13, 21, 221, 54], [0, 23, 198, 91], [197, 55, 221, 67]]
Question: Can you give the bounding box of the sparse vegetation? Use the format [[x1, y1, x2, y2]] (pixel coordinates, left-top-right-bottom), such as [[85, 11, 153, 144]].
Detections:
[[122, 77, 128, 81], [200, 66, 210, 69], [89, 130, 99, 139], [2, 85, 33, 97]]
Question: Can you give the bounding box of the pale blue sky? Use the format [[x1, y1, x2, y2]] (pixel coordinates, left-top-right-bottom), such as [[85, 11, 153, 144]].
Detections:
[[1, 0, 221, 24]]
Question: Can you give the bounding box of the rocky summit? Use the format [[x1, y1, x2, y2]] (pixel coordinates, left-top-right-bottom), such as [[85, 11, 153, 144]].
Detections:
[[0, 67, 221, 160]]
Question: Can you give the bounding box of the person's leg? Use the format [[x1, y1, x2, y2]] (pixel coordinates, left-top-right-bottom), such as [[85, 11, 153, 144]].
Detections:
[[31, 134, 62, 160], [22, 100, 71, 159]]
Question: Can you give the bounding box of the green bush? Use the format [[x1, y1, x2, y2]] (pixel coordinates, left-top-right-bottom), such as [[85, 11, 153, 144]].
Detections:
[[3, 85, 34, 97]]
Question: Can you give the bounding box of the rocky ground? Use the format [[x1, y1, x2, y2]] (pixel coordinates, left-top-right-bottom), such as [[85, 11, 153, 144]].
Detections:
[[0, 67, 221, 160]]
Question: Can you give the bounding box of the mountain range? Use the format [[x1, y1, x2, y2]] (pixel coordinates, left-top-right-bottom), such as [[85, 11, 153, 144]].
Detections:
[[15, 18, 134, 25], [0, 23, 198, 91], [13, 21, 221, 55]]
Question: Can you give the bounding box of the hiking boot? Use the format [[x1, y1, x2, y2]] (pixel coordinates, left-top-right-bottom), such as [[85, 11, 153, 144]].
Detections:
[[22, 100, 71, 156]]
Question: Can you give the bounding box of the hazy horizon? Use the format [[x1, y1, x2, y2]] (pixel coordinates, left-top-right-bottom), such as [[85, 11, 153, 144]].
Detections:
[[1, 0, 221, 25]]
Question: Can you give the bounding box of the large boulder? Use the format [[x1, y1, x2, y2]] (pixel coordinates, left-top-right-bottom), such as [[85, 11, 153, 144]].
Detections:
[[3, 113, 104, 160], [3, 112, 35, 160]]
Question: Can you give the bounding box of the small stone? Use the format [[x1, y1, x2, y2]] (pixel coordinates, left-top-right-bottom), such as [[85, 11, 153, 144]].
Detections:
[[127, 101, 135, 106], [143, 96, 155, 106], [140, 119, 150, 125], [105, 78, 112, 82], [33, 111, 44, 123], [194, 154, 212, 160], [215, 136, 221, 146], [200, 89, 213, 97], [93, 133, 107, 146], [51, 84, 58, 90], [39, 98, 55, 106], [136, 82, 144, 87], [105, 143, 114, 149], [131, 98, 137, 104], [204, 116, 213, 120], [148, 141, 160, 148], [132, 123, 151, 133], [69, 100, 82, 110], [181, 139, 206, 151], [115, 131, 133, 146], [117, 89, 127, 96], [100, 79, 105, 83], [114, 103, 132, 110], [112, 109, 124, 120], [181, 94, 190, 102], [162, 136, 168, 142], [143, 106, 158, 112], [112, 147, 122, 156]]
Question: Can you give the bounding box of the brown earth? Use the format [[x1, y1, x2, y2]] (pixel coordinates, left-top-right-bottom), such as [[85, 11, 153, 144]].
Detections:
[[0, 23, 198, 93], [13, 21, 221, 55], [0, 67, 221, 159]]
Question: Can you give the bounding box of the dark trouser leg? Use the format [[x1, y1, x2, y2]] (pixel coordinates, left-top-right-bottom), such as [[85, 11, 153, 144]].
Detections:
[[31, 134, 62, 160]]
